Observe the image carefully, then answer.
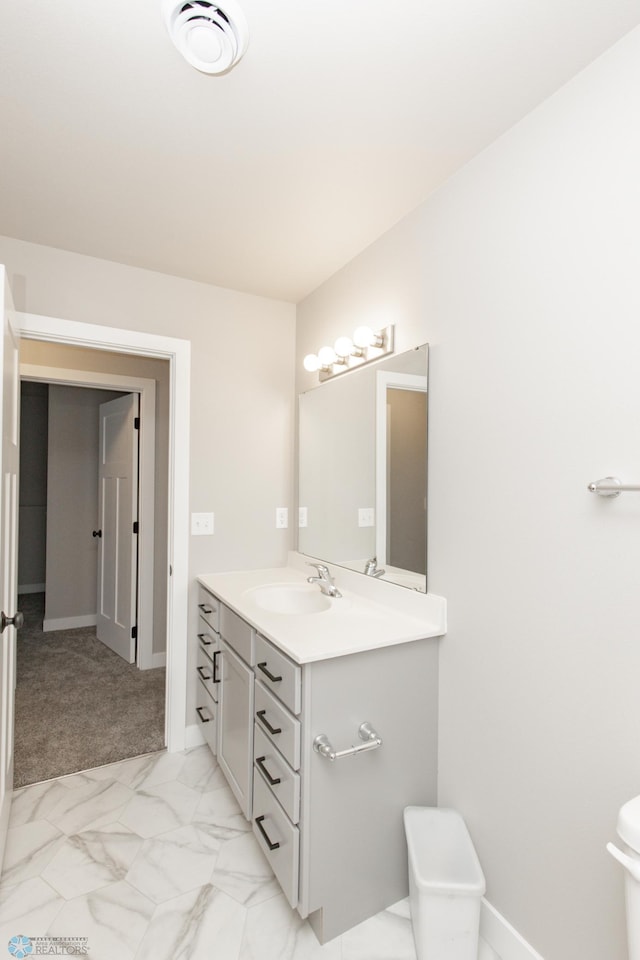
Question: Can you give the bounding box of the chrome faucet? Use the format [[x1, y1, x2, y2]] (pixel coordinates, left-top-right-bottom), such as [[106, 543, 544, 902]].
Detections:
[[306, 562, 342, 598], [364, 557, 385, 578]]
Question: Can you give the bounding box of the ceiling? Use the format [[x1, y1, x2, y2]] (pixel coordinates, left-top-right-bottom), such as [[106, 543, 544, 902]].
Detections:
[[1, 1, 639, 303]]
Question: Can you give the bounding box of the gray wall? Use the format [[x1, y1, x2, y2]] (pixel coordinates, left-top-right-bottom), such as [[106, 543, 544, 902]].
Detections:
[[296, 26, 640, 960], [22, 341, 170, 656], [44, 385, 122, 626], [0, 237, 296, 721], [18, 381, 48, 591]]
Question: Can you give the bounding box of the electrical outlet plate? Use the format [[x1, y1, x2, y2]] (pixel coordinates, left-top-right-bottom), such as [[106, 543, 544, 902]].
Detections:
[[358, 507, 375, 528], [276, 507, 288, 529], [192, 512, 214, 535], [298, 506, 308, 528]]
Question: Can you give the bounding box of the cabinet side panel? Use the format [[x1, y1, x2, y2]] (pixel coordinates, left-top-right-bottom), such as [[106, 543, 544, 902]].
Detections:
[[300, 637, 439, 942]]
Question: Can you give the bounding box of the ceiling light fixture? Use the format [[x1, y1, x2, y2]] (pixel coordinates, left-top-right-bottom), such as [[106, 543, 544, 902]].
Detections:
[[303, 325, 395, 382], [163, 0, 249, 75]]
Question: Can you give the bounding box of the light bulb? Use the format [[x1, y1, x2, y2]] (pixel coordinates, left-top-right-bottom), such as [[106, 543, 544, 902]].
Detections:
[[353, 325, 375, 348], [334, 336, 354, 358], [303, 353, 321, 372], [317, 345, 337, 367]]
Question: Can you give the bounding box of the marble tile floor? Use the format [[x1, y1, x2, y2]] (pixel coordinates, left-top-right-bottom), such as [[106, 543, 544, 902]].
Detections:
[[0, 746, 500, 960]]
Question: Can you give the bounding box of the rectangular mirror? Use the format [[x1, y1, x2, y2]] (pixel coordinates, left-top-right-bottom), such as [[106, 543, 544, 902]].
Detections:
[[298, 343, 428, 591]]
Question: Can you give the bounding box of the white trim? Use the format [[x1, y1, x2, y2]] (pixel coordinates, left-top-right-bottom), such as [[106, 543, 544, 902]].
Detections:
[[480, 898, 545, 960], [375, 370, 428, 565], [43, 614, 97, 632], [21, 364, 157, 671], [18, 311, 190, 754], [184, 723, 206, 750], [150, 652, 167, 669], [18, 583, 45, 594], [479, 939, 501, 960]]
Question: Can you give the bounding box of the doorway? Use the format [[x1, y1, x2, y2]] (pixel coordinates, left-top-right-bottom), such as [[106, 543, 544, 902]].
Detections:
[[15, 375, 166, 785], [17, 312, 191, 762]]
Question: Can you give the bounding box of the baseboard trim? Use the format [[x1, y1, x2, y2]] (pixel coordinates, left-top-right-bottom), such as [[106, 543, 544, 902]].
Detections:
[[18, 583, 45, 595], [184, 723, 206, 750], [481, 899, 545, 960], [43, 614, 97, 632]]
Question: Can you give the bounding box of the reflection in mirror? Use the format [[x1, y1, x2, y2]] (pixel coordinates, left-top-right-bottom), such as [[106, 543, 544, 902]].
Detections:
[[298, 344, 428, 591]]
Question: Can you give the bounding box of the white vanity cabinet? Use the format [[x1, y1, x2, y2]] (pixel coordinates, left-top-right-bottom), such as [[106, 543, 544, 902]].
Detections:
[[196, 572, 442, 945], [252, 631, 438, 943]]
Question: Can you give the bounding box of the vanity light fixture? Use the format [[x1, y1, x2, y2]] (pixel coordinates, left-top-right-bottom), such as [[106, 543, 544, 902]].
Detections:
[[303, 324, 395, 382]]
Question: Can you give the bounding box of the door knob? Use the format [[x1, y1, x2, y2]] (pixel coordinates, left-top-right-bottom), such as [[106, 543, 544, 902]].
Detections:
[[93, 530, 102, 538], [1, 611, 24, 633]]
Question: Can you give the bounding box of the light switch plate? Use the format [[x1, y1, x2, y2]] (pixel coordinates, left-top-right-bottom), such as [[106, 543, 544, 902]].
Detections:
[[298, 507, 308, 528], [358, 507, 375, 528], [192, 512, 214, 535], [276, 507, 288, 529]]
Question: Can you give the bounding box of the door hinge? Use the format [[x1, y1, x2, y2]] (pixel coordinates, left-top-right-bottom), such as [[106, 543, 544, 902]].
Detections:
[[134, 417, 140, 430], [131, 625, 137, 639], [133, 521, 139, 534]]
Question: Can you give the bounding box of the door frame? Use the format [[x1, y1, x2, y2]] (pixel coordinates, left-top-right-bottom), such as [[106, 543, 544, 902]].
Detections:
[[19, 312, 190, 753], [375, 370, 428, 566], [21, 366, 158, 668]]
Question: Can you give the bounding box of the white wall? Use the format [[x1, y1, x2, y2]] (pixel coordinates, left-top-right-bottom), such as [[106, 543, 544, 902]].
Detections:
[[44, 385, 122, 627], [296, 26, 640, 960], [0, 237, 296, 718]]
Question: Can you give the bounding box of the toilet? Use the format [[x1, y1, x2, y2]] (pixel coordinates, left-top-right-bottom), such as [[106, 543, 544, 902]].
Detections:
[[404, 806, 486, 960], [608, 794, 640, 960]]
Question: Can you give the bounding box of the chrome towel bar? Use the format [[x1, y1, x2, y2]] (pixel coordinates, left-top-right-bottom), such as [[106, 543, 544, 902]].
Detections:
[[588, 477, 640, 498], [313, 722, 382, 762]]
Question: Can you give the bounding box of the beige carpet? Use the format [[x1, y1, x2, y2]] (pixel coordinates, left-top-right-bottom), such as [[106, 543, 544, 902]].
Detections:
[[14, 593, 166, 787]]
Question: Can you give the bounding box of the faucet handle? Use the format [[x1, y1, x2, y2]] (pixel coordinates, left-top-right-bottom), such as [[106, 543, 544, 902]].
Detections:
[[306, 561, 330, 578]]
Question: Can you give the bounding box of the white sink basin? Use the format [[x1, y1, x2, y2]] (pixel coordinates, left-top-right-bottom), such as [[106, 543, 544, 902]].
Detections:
[[247, 583, 332, 615]]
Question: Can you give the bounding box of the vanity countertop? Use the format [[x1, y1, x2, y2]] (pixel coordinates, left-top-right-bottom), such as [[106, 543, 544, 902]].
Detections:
[[197, 564, 445, 664]]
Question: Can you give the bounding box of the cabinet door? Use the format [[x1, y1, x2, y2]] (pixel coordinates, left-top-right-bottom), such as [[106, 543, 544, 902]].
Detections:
[[218, 640, 254, 819]]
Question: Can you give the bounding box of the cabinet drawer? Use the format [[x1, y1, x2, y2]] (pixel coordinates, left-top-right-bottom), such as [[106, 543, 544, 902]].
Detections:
[[255, 634, 301, 715], [252, 767, 299, 909], [197, 642, 220, 703], [195, 678, 217, 754], [253, 723, 300, 824], [255, 681, 300, 771], [220, 603, 254, 665], [197, 586, 219, 632], [196, 616, 220, 659]]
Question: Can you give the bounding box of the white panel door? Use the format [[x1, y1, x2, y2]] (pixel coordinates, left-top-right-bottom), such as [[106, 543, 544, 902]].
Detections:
[[0, 267, 20, 870], [96, 394, 139, 663]]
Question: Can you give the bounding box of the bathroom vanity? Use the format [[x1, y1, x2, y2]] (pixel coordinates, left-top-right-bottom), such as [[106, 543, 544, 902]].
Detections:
[[195, 561, 445, 943]]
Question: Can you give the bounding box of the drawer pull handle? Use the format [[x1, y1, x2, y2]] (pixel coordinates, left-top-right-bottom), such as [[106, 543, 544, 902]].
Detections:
[[256, 709, 282, 736], [197, 633, 212, 646], [212, 650, 220, 684], [255, 815, 280, 851], [313, 722, 382, 762], [256, 756, 281, 785], [198, 603, 214, 615], [196, 706, 212, 724], [257, 661, 283, 683], [197, 665, 212, 681]]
